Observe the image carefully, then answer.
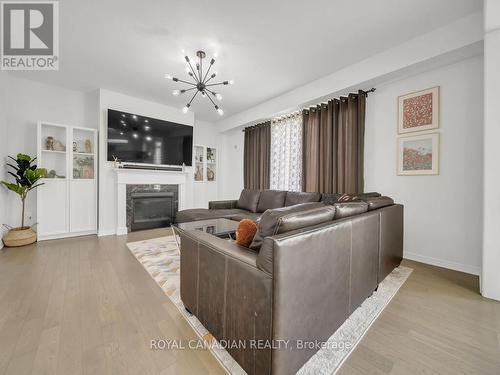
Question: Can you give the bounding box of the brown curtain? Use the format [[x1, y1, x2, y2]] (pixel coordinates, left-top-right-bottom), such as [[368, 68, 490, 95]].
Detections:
[[302, 90, 366, 194], [243, 121, 271, 189]]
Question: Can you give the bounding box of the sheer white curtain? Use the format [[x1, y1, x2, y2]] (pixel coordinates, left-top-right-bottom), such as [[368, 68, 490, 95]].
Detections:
[[270, 113, 303, 191]]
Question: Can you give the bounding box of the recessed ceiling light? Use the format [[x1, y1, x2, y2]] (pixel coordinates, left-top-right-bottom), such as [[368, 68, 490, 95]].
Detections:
[[144, 119, 148, 123], [144, 125, 150, 130], [119, 131, 124, 135], [121, 114, 125, 118], [132, 133, 138, 138], [132, 115, 138, 120], [145, 136, 152, 141]]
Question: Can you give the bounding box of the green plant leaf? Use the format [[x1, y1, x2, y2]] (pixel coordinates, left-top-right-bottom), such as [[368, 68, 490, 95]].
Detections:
[[1, 181, 27, 196], [17, 153, 30, 162]]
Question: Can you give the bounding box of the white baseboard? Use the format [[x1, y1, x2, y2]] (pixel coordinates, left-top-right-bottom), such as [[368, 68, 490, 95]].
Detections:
[[97, 229, 116, 237], [404, 251, 481, 276]]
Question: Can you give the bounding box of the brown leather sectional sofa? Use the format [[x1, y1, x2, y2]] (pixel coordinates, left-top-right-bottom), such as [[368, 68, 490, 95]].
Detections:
[[176, 189, 403, 375]]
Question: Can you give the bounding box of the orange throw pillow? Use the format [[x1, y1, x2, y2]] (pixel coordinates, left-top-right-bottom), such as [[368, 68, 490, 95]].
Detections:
[[235, 219, 258, 248]]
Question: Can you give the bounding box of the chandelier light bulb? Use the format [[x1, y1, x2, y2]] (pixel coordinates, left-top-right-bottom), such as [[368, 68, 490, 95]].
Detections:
[[172, 90, 180, 96], [182, 106, 189, 113], [201, 91, 206, 97], [165, 74, 173, 80], [229, 79, 235, 85], [215, 93, 222, 101], [217, 107, 224, 116]]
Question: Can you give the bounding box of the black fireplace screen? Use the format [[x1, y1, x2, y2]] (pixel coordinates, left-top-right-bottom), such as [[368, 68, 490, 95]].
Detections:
[[130, 192, 174, 231]]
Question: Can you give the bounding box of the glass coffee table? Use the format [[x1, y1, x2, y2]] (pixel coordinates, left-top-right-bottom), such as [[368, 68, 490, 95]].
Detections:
[[172, 218, 238, 246]]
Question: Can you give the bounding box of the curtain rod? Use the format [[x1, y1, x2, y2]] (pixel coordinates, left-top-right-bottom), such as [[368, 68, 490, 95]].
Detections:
[[242, 88, 375, 132]]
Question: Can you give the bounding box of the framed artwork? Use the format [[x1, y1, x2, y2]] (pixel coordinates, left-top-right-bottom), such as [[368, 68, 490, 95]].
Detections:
[[397, 132, 439, 175], [398, 86, 439, 134]]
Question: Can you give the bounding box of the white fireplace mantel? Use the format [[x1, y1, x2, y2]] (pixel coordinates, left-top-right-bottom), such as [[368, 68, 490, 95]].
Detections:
[[114, 168, 189, 235]]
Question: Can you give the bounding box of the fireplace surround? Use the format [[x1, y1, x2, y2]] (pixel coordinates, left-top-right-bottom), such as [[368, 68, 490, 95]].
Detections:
[[114, 168, 188, 235]]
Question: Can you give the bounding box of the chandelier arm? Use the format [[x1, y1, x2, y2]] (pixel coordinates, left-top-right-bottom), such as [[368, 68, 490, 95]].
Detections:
[[205, 82, 227, 87], [187, 90, 199, 106], [181, 87, 198, 93], [186, 60, 199, 83], [202, 63, 213, 83], [205, 88, 217, 95], [175, 78, 197, 86], [205, 91, 218, 107], [204, 75, 216, 84]]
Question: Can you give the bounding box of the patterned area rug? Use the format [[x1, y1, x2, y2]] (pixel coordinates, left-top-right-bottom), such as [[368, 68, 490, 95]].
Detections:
[[127, 235, 412, 374]]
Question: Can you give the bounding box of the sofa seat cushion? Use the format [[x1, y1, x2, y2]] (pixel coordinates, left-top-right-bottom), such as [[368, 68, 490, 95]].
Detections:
[[333, 201, 368, 219], [227, 211, 262, 222], [257, 190, 287, 212], [285, 191, 321, 206], [176, 208, 255, 223], [249, 202, 324, 250], [236, 189, 261, 213], [363, 196, 394, 211]]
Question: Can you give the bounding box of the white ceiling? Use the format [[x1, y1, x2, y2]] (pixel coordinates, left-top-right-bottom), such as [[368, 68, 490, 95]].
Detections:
[[10, 0, 482, 122]]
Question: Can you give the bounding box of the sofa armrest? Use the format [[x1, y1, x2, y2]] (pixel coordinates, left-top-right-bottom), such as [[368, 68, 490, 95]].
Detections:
[[208, 199, 238, 209], [178, 229, 273, 374]]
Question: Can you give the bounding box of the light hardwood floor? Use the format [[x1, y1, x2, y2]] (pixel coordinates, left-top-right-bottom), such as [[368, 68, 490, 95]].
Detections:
[[0, 230, 499, 375]]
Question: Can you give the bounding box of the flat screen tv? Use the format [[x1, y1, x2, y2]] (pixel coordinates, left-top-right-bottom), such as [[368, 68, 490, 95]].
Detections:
[[107, 109, 193, 166]]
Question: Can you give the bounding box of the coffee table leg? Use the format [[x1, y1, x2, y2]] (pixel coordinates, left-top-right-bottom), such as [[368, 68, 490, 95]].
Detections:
[[171, 226, 180, 249]]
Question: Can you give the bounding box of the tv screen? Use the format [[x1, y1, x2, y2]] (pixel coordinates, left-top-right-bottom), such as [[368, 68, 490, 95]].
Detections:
[[107, 109, 193, 166]]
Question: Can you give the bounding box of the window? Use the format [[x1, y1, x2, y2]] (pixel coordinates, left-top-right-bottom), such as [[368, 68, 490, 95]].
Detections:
[[270, 113, 302, 191]]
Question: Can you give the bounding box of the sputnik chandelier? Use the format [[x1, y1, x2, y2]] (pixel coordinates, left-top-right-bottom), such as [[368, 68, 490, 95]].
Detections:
[[165, 50, 234, 115]]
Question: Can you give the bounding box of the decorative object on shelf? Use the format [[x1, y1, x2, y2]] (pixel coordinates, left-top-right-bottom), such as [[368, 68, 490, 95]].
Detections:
[[398, 86, 439, 134], [74, 156, 94, 179], [44, 169, 65, 179], [207, 166, 215, 181], [397, 132, 439, 175], [165, 50, 234, 115], [112, 155, 122, 168], [45, 136, 54, 150], [52, 139, 66, 151], [72, 141, 77, 152], [1, 153, 45, 247], [194, 165, 203, 182], [207, 147, 216, 162], [84, 139, 92, 153]]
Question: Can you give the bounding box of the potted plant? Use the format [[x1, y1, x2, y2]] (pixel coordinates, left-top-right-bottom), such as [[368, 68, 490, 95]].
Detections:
[[1, 154, 45, 247]]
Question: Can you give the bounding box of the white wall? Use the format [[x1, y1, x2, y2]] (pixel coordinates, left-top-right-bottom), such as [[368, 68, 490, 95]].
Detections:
[[482, 0, 500, 300], [365, 56, 483, 275], [0, 73, 97, 230], [193, 119, 220, 208], [218, 126, 244, 200]]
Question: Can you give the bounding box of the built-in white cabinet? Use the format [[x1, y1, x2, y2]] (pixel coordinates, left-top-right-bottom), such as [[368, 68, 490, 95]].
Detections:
[[194, 144, 217, 182], [193, 144, 218, 208], [37, 121, 97, 240]]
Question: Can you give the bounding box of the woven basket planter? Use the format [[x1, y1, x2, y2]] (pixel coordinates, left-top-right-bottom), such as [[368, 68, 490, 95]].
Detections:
[[3, 227, 37, 247]]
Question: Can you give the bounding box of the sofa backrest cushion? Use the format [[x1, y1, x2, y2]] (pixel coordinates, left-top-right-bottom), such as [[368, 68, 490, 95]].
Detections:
[[275, 205, 336, 234], [249, 202, 324, 250], [321, 193, 342, 205], [334, 201, 368, 219], [256, 190, 287, 212], [236, 189, 261, 213], [285, 191, 321, 206], [363, 196, 394, 211]]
